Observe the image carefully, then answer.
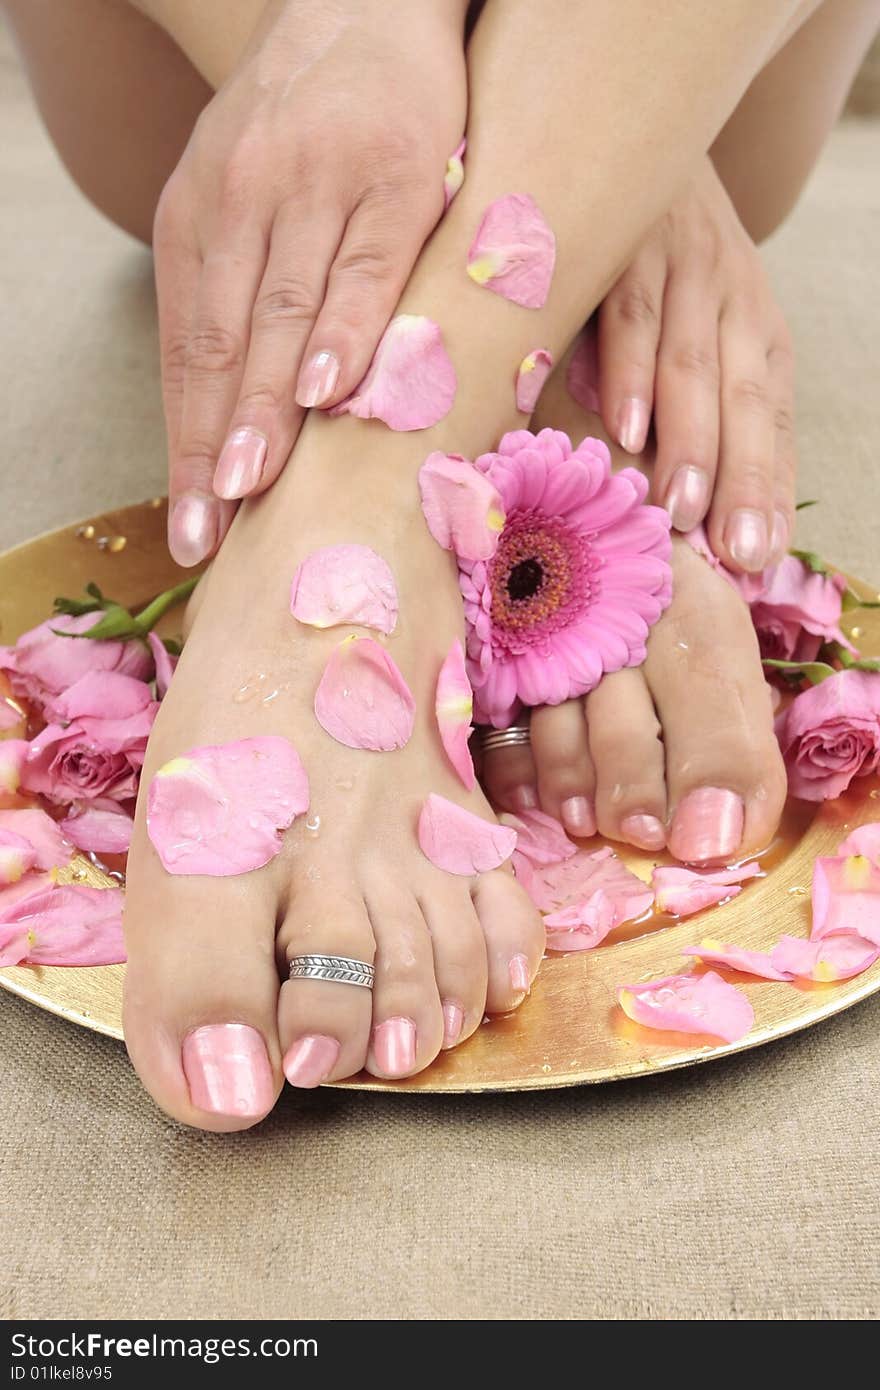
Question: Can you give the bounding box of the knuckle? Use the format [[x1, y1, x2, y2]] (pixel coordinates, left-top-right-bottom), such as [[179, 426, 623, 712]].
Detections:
[[668, 342, 720, 383], [611, 279, 660, 330], [332, 239, 397, 287], [252, 280, 320, 329], [161, 331, 191, 387], [236, 381, 284, 414], [185, 323, 245, 376], [729, 375, 770, 416]]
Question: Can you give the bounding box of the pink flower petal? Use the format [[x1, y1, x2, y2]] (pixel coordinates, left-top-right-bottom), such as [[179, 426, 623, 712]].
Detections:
[[46, 670, 154, 724], [314, 636, 415, 752], [61, 805, 134, 855], [147, 736, 309, 876], [435, 640, 475, 790], [330, 315, 456, 430], [147, 631, 178, 698], [501, 808, 576, 867], [466, 194, 556, 308], [544, 889, 617, 951], [0, 869, 56, 916], [290, 544, 398, 635], [0, 738, 29, 796], [617, 971, 754, 1043], [837, 823, 880, 864], [515, 843, 653, 921], [0, 807, 73, 870], [775, 668, 880, 801], [770, 932, 880, 982], [684, 523, 767, 603], [0, 695, 25, 731], [810, 853, 880, 945], [652, 862, 762, 917], [515, 349, 553, 413], [417, 793, 517, 875], [0, 883, 125, 965], [419, 452, 505, 562], [0, 828, 37, 885], [443, 138, 466, 208], [681, 938, 793, 980], [751, 555, 853, 665], [565, 325, 600, 414]]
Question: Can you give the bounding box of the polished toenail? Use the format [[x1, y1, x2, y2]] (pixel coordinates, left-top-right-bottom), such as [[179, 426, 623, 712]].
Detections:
[[560, 796, 595, 836], [664, 465, 710, 532], [509, 953, 531, 995], [770, 508, 790, 562], [725, 508, 769, 572], [442, 1001, 464, 1048], [373, 1017, 417, 1075], [182, 1023, 274, 1117], [169, 493, 219, 568], [669, 787, 744, 865], [512, 784, 539, 810], [214, 428, 267, 500], [283, 1034, 340, 1089], [620, 813, 666, 851], [616, 396, 650, 454]]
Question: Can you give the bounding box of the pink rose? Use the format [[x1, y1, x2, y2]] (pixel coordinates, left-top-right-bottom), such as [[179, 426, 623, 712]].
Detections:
[[0, 612, 152, 716], [21, 670, 158, 806], [750, 555, 851, 664], [775, 668, 880, 801]]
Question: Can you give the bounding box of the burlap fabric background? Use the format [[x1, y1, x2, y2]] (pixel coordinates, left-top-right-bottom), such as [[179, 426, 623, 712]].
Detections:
[[1, 24, 878, 1321]]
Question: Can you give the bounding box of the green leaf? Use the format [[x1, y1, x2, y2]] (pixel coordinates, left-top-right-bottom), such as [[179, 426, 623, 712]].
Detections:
[[48, 576, 198, 645], [789, 548, 829, 576], [795, 499, 819, 512], [850, 657, 880, 674], [51, 603, 144, 643], [52, 595, 105, 618], [841, 585, 880, 612], [761, 658, 837, 685]]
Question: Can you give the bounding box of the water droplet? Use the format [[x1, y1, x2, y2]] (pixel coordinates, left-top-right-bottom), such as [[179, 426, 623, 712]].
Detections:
[[335, 777, 355, 791], [150, 497, 163, 509], [676, 641, 689, 652], [788, 885, 808, 896], [850, 626, 862, 640], [870, 789, 880, 800], [305, 815, 321, 836], [96, 536, 110, 550], [306, 865, 320, 882], [541, 1063, 552, 1074], [71, 865, 87, 882], [107, 535, 127, 554], [75, 524, 95, 541]]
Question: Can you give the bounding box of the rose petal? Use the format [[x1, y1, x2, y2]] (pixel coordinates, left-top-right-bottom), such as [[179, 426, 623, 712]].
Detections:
[[0, 828, 37, 885], [147, 632, 178, 698], [544, 889, 617, 951], [516, 843, 652, 921], [466, 194, 556, 308], [0, 883, 125, 965], [811, 853, 880, 945], [617, 971, 754, 1043], [418, 793, 517, 875], [501, 807, 576, 867], [774, 669, 880, 801], [46, 670, 155, 723], [314, 636, 415, 752], [330, 315, 456, 430], [515, 349, 553, 413], [419, 452, 505, 562], [147, 736, 309, 876], [837, 822, 880, 864], [0, 807, 73, 870], [565, 325, 599, 414], [61, 805, 134, 855], [652, 862, 762, 917], [770, 932, 880, 982], [0, 739, 29, 796], [435, 640, 475, 790], [681, 938, 793, 981], [290, 544, 398, 635], [443, 138, 466, 209]]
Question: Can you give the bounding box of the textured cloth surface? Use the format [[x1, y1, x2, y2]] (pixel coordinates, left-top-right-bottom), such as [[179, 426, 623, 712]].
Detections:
[[1, 26, 879, 1321]]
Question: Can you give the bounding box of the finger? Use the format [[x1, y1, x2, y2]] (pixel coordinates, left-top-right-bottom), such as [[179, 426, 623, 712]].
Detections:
[[598, 245, 666, 456], [295, 188, 439, 410], [168, 233, 269, 565], [708, 299, 776, 573], [767, 319, 797, 562], [652, 268, 721, 533], [216, 200, 344, 500], [152, 182, 200, 472]]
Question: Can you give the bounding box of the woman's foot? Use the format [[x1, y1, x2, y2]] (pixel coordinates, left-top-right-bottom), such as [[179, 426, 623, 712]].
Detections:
[[122, 415, 544, 1131]]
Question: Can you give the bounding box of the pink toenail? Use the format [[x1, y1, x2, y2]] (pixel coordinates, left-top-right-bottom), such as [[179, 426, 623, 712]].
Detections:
[[373, 1017, 417, 1076], [512, 784, 538, 810], [620, 813, 666, 851], [182, 1023, 274, 1118], [509, 953, 531, 995], [283, 1034, 340, 1089], [442, 1001, 464, 1048], [560, 796, 595, 836], [669, 787, 744, 865]]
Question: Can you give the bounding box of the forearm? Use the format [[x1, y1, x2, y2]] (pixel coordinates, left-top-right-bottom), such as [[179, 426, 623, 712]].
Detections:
[[711, 0, 880, 241]]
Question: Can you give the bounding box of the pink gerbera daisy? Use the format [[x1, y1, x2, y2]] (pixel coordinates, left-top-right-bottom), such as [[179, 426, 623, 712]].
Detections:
[[459, 429, 672, 727]]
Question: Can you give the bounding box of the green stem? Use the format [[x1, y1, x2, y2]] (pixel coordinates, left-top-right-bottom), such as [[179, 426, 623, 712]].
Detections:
[[134, 577, 199, 632]]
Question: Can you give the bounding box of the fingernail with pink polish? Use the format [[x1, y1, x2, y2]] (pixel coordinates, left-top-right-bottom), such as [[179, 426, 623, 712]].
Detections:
[[617, 397, 650, 454], [665, 465, 710, 533], [725, 508, 769, 572], [509, 953, 531, 996], [512, 784, 538, 811], [169, 493, 219, 568], [560, 796, 596, 837], [214, 427, 267, 500], [373, 1016, 416, 1076], [442, 1001, 464, 1048], [296, 350, 340, 409], [669, 787, 744, 865], [283, 1034, 340, 1089], [620, 813, 666, 851], [182, 1023, 274, 1118], [770, 509, 790, 561]]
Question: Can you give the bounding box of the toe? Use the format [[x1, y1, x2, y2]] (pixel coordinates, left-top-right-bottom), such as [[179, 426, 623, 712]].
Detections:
[[481, 738, 541, 815], [473, 868, 546, 1014], [585, 668, 667, 850], [419, 878, 488, 1049], [365, 888, 443, 1079], [122, 838, 283, 1132], [529, 702, 597, 838], [276, 884, 376, 1088]]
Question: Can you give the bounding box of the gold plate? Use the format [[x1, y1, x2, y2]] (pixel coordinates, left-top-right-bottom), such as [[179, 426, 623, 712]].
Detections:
[[1, 501, 879, 1093]]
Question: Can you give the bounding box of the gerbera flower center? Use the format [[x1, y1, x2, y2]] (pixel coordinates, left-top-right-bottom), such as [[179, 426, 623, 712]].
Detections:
[[489, 514, 596, 653], [506, 557, 544, 601]]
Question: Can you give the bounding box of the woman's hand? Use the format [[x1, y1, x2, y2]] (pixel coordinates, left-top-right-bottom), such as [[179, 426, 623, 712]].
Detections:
[[154, 0, 468, 565], [591, 156, 795, 572]]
